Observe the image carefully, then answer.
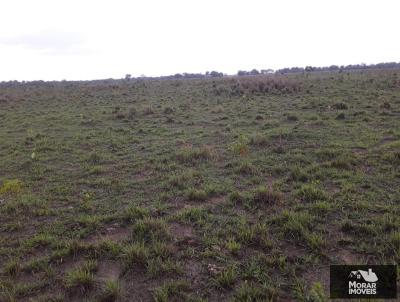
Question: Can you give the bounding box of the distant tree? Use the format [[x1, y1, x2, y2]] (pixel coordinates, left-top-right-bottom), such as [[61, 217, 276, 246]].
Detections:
[[125, 74, 132, 81], [261, 69, 274, 74], [210, 71, 223, 77], [237, 70, 247, 76], [250, 69, 260, 75]]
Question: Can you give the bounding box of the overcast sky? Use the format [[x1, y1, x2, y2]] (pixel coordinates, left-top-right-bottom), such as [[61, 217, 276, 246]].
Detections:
[[0, 0, 399, 81]]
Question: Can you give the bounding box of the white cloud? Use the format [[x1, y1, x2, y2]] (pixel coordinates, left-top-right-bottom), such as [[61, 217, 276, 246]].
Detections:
[[0, 0, 399, 81], [0, 30, 88, 55]]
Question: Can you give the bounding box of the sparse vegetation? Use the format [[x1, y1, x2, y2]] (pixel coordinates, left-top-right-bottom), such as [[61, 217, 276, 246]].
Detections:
[[0, 69, 398, 301], [252, 186, 283, 205], [212, 265, 237, 289], [99, 280, 121, 302], [64, 260, 97, 294]]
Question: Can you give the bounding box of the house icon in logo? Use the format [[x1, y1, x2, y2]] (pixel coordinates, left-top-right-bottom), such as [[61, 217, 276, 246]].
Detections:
[[349, 268, 378, 283]]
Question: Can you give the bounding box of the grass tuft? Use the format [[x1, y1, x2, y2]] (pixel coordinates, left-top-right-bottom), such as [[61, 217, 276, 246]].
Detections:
[[253, 186, 283, 205], [153, 280, 190, 302], [176, 146, 214, 164], [131, 218, 170, 243], [186, 188, 208, 202], [64, 261, 97, 294], [99, 280, 121, 302], [212, 266, 237, 289], [122, 241, 149, 270], [3, 258, 21, 277], [0, 179, 23, 195], [296, 184, 327, 202]]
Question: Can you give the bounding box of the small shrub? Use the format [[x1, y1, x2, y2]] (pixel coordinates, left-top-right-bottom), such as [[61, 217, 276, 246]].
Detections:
[[122, 205, 150, 223], [225, 238, 241, 255], [98, 240, 123, 258], [65, 265, 95, 294], [236, 224, 255, 244], [287, 114, 299, 121], [332, 102, 348, 110], [99, 280, 121, 302], [330, 156, 355, 169], [122, 242, 149, 269], [24, 233, 55, 248], [293, 280, 327, 302], [186, 188, 208, 202], [253, 187, 282, 205], [387, 231, 400, 253], [230, 76, 301, 96], [336, 113, 345, 120], [212, 266, 237, 289], [310, 201, 332, 215], [309, 282, 328, 302], [290, 166, 308, 182], [3, 258, 21, 277], [281, 211, 313, 240], [146, 257, 182, 277], [297, 184, 327, 202], [233, 282, 268, 301], [228, 191, 247, 205], [340, 220, 377, 236], [85, 152, 102, 164], [230, 135, 250, 156], [131, 218, 170, 243], [249, 134, 268, 146], [176, 146, 213, 164], [143, 106, 154, 115], [316, 148, 339, 160], [235, 161, 258, 175], [0, 179, 23, 195], [383, 151, 400, 164], [82, 259, 98, 273], [380, 101, 391, 109], [153, 281, 190, 302], [115, 113, 125, 119], [304, 232, 326, 251], [174, 207, 208, 224], [163, 107, 174, 114], [127, 107, 136, 119], [166, 170, 201, 189]]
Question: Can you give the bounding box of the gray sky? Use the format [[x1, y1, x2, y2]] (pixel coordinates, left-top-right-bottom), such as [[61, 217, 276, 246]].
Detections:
[[0, 0, 399, 81]]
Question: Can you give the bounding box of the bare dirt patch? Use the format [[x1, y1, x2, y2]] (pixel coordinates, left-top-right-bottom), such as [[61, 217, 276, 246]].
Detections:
[[207, 195, 226, 206], [170, 222, 193, 239], [97, 260, 121, 281], [334, 249, 365, 264], [86, 225, 130, 244]]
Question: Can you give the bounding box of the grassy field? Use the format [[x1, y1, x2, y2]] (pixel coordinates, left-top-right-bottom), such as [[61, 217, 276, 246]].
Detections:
[[0, 70, 399, 301]]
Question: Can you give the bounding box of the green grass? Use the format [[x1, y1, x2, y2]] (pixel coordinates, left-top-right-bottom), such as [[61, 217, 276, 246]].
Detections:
[[131, 218, 170, 243], [99, 280, 121, 302], [252, 186, 283, 205], [153, 280, 190, 302], [64, 260, 97, 294], [3, 258, 21, 277], [122, 241, 149, 270], [0, 179, 23, 195], [0, 69, 399, 300], [225, 238, 241, 255], [212, 265, 237, 289]]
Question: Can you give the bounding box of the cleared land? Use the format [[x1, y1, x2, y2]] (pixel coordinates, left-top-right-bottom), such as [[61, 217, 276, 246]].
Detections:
[[0, 70, 399, 301]]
